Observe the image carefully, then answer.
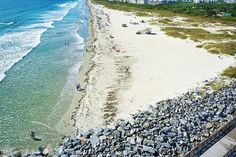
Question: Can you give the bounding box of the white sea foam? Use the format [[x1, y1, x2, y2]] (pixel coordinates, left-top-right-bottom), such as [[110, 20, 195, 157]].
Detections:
[[0, 2, 78, 82], [57, 3, 68, 8], [0, 22, 14, 26], [0, 29, 44, 81], [22, 22, 54, 29], [41, 2, 77, 22], [74, 28, 85, 49]]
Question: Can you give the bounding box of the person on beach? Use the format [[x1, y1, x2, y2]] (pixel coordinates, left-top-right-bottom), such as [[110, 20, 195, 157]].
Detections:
[[30, 131, 35, 139], [30, 131, 41, 141], [76, 83, 81, 91]]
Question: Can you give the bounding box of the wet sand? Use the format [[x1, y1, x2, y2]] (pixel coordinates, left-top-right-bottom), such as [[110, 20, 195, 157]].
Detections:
[[55, 2, 96, 135]]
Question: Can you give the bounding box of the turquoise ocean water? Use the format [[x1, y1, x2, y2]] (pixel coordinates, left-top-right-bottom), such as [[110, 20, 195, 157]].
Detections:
[[0, 0, 89, 151]]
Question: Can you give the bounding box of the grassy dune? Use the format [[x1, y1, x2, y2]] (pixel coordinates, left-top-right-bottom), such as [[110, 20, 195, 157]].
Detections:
[[222, 66, 236, 78]]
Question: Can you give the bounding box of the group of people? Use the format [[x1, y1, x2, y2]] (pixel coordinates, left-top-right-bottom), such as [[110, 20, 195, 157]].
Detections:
[[56, 31, 70, 46], [64, 42, 70, 46]]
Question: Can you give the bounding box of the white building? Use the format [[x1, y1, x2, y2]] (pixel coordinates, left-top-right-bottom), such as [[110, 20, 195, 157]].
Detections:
[[109, 0, 235, 4], [108, 0, 145, 4], [224, 0, 236, 3]]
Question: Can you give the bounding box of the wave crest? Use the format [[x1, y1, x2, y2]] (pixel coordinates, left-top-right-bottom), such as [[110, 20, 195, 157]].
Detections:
[[0, 22, 14, 26], [0, 2, 78, 82]]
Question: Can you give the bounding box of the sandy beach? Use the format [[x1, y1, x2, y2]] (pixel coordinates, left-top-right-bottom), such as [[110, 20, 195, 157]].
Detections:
[[2, 0, 236, 155], [70, 2, 236, 131]]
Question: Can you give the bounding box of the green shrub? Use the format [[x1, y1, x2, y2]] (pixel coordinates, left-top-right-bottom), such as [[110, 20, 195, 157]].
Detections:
[[222, 66, 236, 78]]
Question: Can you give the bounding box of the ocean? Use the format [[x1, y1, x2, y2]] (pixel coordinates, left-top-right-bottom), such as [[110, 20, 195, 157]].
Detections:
[[0, 0, 89, 151]]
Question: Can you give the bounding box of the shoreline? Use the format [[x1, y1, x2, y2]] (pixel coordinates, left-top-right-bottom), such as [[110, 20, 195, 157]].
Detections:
[[74, 2, 133, 130], [56, 0, 97, 135], [1, 1, 236, 156]]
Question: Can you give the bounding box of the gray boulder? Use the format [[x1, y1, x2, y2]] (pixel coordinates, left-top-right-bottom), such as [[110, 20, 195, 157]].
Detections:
[[90, 135, 100, 148]]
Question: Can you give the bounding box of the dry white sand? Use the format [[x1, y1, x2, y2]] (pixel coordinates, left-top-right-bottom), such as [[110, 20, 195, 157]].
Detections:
[[105, 8, 235, 120], [74, 4, 235, 130]]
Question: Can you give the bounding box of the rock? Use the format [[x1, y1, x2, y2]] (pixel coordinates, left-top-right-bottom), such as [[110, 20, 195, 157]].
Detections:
[[42, 147, 49, 156], [94, 128, 103, 136], [149, 127, 158, 133], [203, 133, 210, 137], [80, 131, 91, 138], [143, 146, 156, 154], [117, 126, 125, 135], [127, 137, 135, 145], [159, 135, 166, 143], [160, 127, 171, 134], [90, 135, 100, 148], [143, 139, 154, 146], [179, 140, 184, 145], [216, 107, 225, 117], [109, 35, 114, 39], [227, 106, 235, 114], [78, 136, 88, 142], [180, 119, 188, 125], [136, 28, 152, 35], [183, 131, 188, 138], [111, 154, 118, 157], [123, 150, 128, 156], [99, 135, 107, 141], [129, 129, 135, 136], [57, 145, 63, 155], [201, 112, 210, 118], [170, 119, 179, 127], [190, 136, 197, 143], [121, 24, 128, 27], [13, 151, 21, 157], [64, 148, 73, 154], [205, 123, 213, 130], [34, 150, 42, 156], [166, 132, 177, 138], [161, 143, 171, 148], [136, 136, 143, 144], [227, 114, 234, 121], [97, 154, 103, 157], [113, 130, 121, 139], [103, 128, 111, 136]]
